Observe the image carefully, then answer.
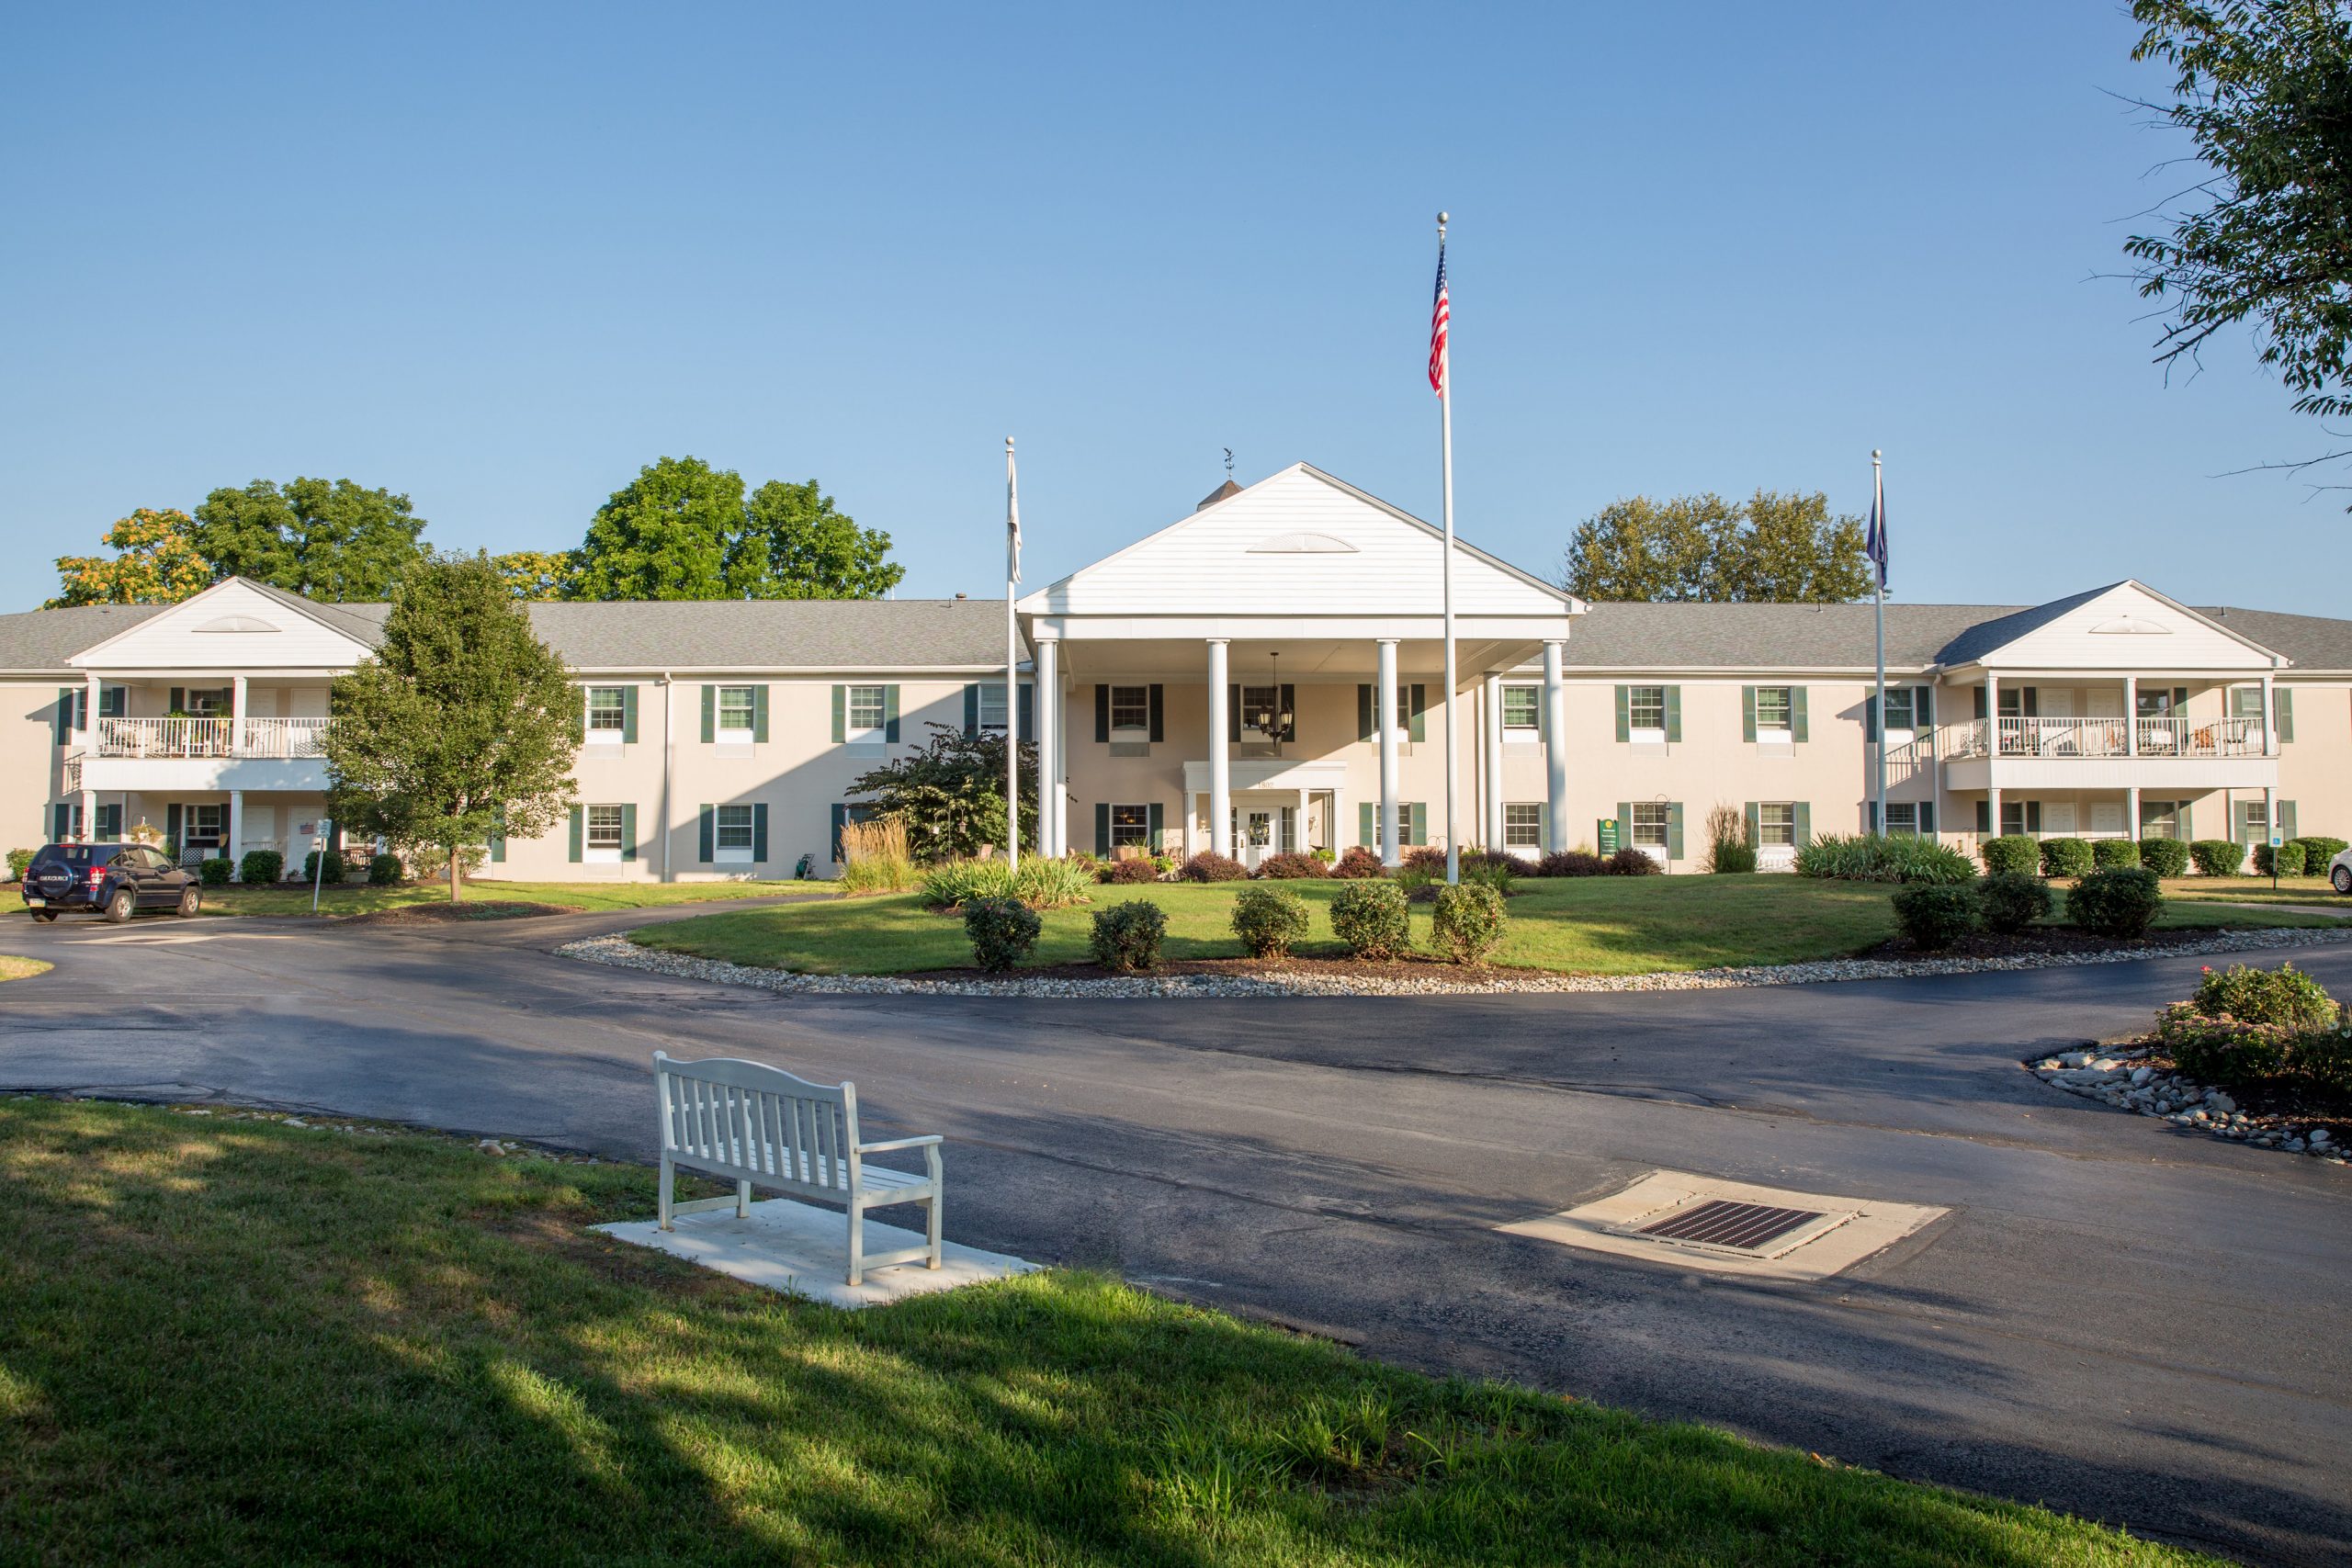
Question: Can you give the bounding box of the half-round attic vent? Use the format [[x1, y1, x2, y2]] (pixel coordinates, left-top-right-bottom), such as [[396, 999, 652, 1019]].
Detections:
[[1248, 531, 1357, 554], [193, 615, 280, 634], [2088, 615, 2172, 637]]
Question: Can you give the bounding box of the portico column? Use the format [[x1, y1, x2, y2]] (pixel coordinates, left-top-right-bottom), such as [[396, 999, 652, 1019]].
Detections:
[[1542, 640, 1569, 855], [1989, 784, 2002, 841], [232, 674, 248, 755], [1295, 786, 1309, 853], [1035, 638, 1059, 856], [1376, 639, 1402, 865], [2127, 785, 2141, 843], [1207, 640, 1231, 857], [2124, 675, 2138, 757], [228, 790, 244, 877], [1483, 673, 1504, 849], [1183, 790, 1198, 858]]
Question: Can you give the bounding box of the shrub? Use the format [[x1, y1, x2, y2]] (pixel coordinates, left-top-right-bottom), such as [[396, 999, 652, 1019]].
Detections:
[[1892, 882, 1980, 950], [2253, 840, 2307, 876], [2295, 834, 2348, 869], [1702, 802, 1754, 874], [2138, 838, 2191, 878], [1606, 847, 1661, 875], [402, 842, 484, 885], [2188, 839, 2244, 877], [1401, 846, 1450, 874], [302, 850, 345, 886], [1430, 882, 1508, 964], [1978, 835, 2041, 877], [1254, 852, 1326, 880], [2066, 868, 2164, 939], [1976, 872, 2052, 935], [1308, 845, 1335, 865], [1178, 852, 1247, 883], [962, 897, 1041, 973], [367, 852, 403, 886], [1231, 886, 1311, 958], [2158, 968, 2352, 1094], [839, 818, 917, 894], [1014, 856, 1095, 909], [6, 849, 32, 881], [2038, 837, 2095, 878], [922, 858, 1015, 908], [198, 856, 235, 886], [1329, 879, 1410, 959], [1089, 900, 1166, 972], [1329, 846, 1387, 879], [1709, 840, 1758, 874], [1098, 856, 1160, 885], [1536, 849, 1604, 877], [1459, 856, 1518, 895], [239, 848, 284, 886], [1794, 833, 1972, 885], [2193, 961, 2335, 1029], [2092, 838, 2143, 871]]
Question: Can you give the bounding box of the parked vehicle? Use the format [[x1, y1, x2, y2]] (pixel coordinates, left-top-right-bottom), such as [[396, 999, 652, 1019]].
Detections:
[[18, 843, 199, 922], [2332, 847, 2352, 897]]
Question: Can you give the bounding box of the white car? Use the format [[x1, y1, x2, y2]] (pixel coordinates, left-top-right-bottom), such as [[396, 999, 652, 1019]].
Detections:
[[2332, 848, 2352, 896]]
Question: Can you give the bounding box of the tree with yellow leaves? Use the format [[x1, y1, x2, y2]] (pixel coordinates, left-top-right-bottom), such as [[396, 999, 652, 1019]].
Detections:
[[48, 509, 216, 607]]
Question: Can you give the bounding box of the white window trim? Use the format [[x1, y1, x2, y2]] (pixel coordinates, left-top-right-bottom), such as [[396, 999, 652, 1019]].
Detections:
[[716, 686, 757, 739], [978, 683, 1012, 733], [585, 686, 628, 745], [844, 684, 888, 743], [1501, 684, 1542, 733], [1109, 684, 1149, 734], [714, 804, 755, 864], [1109, 803, 1153, 850], [1503, 802, 1543, 849], [1630, 803, 1669, 848], [584, 804, 625, 864]]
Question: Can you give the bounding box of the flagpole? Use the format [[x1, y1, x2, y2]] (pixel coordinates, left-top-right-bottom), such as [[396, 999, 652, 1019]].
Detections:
[[1438, 211, 1460, 886], [1871, 448, 1886, 841], [1005, 436, 1021, 872]]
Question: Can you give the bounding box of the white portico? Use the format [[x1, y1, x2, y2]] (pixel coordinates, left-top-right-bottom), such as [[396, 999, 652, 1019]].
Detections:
[[1019, 465, 1584, 864]]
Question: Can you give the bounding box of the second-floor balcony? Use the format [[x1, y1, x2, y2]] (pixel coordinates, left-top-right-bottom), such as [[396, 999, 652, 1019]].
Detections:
[[1943, 716, 2268, 761], [92, 716, 331, 761]]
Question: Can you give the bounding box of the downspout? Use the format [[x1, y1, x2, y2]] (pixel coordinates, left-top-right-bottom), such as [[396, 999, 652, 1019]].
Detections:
[[660, 671, 674, 883]]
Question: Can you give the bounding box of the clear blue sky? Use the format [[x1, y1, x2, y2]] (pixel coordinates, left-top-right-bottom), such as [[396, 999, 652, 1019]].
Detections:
[[2, 3, 2338, 615]]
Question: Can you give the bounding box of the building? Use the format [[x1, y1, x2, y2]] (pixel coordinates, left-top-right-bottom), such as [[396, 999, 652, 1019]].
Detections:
[[6, 462, 2346, 877]]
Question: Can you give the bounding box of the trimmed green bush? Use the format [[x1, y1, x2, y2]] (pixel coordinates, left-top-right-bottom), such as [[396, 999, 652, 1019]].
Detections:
[[1891, 883, 1979, 950], [2196, 961, 2338, 1030], [302, 850, 345, 886], [2038, 837, 2095, 878], [2138, 838, 2191, 878], [2295, 835, 2348, 869], [2066, 868, 2164, 939], [963, 897, 1041, 973], [1329, 879, 1410, 960], [1977, 872, 2052, 935], [367, 852, 403, 886], [1089, 900, 1167, 972], [2253, 840, 2307, 876], [1978, 835, 2041, 877], [198, 856, 234, 886], [1231, 886, 1310, 958], [1430, 883, 1507, 964], [1177, 852, 1247, 883], [2188, 839, 2244, 877], [239, 848, 284, 885], [2092, 838, 2143, 871], [2161, 964, 2351, 1094]]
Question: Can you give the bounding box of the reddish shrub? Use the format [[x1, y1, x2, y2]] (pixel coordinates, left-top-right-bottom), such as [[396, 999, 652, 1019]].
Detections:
[[1098, 857, 1160, 885], [1536, 850, 1604, 877], [1177, 851, 1247, 883], [1401, 846, 1449, 873], [1329, 846, 1388, 878], [1607, 847, 1662, 875], [1253, 852, 1325, 879]]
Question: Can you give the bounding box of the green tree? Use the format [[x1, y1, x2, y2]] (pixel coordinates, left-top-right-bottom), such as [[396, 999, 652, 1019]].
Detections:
[[323, 552, 580, 902], [569, 457, 750, 601], [492, 549, 577, 602], [1564, 490, 1871, 603], [848, 722, 1035, 860], [47, 509, 215, 607], [2127, 1, 2352, 434], [192, 477, 428, 601], [737, 478, 906, 600]]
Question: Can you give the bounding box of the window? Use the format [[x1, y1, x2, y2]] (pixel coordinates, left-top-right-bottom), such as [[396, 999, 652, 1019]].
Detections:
[[2243, 800, 2268, 840], [2000, 801, 2041, 837], [586, 805, 624, 852], [585, 687, 627, 734], [1754, 686, 1792, 734], [2137, 687, 2182, 717], [184, 687, 230, 716], [2228, 686, 2263, 718], [1504, 803, 1543, 849], [1502, 685, 1540, 731], [1627, 686, 1667, 736], [1883, 802, 1918, 838], [1239, 684, 1287, 739], [716, 685, 756, 735], [1110, 685, 1149, 732], [715, 804, 754, 856], [1631, 802, 1669, 847], [1758, 803, 1796, 847], [845, 684, 888, 737], [187, 805, 224, 843], [2140, 799, 2181, 840], [978, 683, 1010, 732], [1109, 804, 1152, 849], [1883, 689, 1916, 731]]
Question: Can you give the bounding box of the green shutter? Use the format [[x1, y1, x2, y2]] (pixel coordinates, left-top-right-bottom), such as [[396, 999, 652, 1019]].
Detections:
[[698, 805, 714, 863], [2181, 800, 2194, 842], [1919, 801, 1937, 836], [1864, 694, 1878, 742], [1409, 685, 1427, 743], [1359, 801, 1374, 846], [54, 688, 73, 745], [1148, 684, 1164, 742], [831, 685, 846, 743], [1018, 683, 1034, 741], [616, 685, 635, 744], [753, 804, 769, 863], [831, 804, 847, 863], [166, 804, 181, 849], [1228, 684, 1241, 742], [1147, 802, 1163, 850], [1358, 684, 1374, 742], [1667, 803, 1683, 860], [752, 685, 769, 743], [1663, 687, 1681, 743], [1791, 686, 1809, 742], [568, 806, 582, 863], [1408, 803, 1427, 845], [1095, 802, 1111, 855], [1745, 801, 1760, 846], [884, 685, 900, 742], [96, 804, 120, 842], [168, 687, 185, 714], [963, 683, 980, 736], [1792, 802, 1812, 848], [2277, 688, 2295, 743], [1742, 687, 1758, 742], [1976, 799, 1991, 834], [2281, 800, 2299, 840], [1096, 684, 1111, 742], [619, 805, 637, 862], [702, 685, 717, 744], [1615, 802, 1631, 852], [1915, 685, 1934, 727], [1613, 686, 1630, 742]]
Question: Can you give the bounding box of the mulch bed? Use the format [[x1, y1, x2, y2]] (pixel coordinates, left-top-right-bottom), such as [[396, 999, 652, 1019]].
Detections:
[[340, 901, 584, 926], [1863, 927, 2248, 963]]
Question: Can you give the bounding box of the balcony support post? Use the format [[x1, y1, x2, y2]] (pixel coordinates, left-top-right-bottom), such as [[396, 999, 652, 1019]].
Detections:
[[84, 671, 99, 743], [2124, 677, 2137, 757], [229, 790, 244, 878], [1985, 673, 1999, 757], [1989, 784, 2002, 842], [2127, 786, 2141, 843], [2261, 671, 2276, 757]]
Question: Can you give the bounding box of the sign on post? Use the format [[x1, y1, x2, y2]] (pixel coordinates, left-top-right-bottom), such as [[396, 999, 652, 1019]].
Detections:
[[311, 817, 334, 913], [1597, 818, 1621, 854]]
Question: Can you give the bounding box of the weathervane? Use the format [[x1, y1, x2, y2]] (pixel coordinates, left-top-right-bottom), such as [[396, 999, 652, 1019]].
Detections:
[[1223, 447, 1234, 479]]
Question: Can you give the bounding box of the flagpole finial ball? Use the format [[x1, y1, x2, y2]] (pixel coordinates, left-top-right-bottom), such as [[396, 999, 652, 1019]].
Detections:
[[1872, 448, 1882, 460], [1437, 210, 1449, 226]]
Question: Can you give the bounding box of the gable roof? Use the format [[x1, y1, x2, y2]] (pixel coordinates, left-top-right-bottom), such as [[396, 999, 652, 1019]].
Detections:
[[0, 604, 168, 672]]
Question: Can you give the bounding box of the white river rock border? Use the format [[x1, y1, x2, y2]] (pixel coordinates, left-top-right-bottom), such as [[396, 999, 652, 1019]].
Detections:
[[2029, 1047, 2347, 1166]]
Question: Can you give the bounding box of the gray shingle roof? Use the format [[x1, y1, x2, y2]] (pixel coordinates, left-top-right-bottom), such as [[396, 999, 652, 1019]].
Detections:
[[2196, 606, 2352, 671], [0, 604, 167, 672], [1563, 601, 2031, 671]]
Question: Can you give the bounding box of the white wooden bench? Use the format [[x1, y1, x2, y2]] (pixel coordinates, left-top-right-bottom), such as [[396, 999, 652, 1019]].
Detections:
[[652, 1050, 944, 1285]]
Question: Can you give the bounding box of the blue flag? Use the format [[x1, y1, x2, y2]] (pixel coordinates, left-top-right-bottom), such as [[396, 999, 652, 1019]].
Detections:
[[1863, 477, 1887, 591]]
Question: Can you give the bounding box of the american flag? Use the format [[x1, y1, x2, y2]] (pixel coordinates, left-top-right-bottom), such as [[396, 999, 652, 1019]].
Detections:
[[1428, 237, 1450, 397], [1863, 470, 1887, 591]]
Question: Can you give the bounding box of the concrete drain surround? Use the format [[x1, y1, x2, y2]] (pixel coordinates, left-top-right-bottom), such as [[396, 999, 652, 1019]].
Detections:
[[1502, 1171, 1948, 1282]]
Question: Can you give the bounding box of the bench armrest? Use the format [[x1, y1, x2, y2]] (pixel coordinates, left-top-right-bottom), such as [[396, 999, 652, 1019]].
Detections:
[[854, 1134, 944, 1154]]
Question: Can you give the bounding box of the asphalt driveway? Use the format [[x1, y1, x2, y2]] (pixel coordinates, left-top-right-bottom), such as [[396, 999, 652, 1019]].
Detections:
[[2, 905, 2346, 1566]]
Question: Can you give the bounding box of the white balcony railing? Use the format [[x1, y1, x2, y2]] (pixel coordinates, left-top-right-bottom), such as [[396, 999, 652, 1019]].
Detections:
[[1943, 715, 2267, 761], [94, 716, 331, 761], [62, 750, 82, 794]]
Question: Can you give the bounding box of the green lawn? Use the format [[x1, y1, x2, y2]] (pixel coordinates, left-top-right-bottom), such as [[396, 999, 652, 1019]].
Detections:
[[637, 874, 2345, 978], [3, 878, 829, 919], [2159, 875, 2352, 909], [0, 1097, 2206, 1566]]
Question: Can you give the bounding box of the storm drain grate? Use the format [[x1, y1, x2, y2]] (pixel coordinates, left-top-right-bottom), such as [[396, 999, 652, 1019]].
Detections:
[[1635, 1200, 1827, 1253]]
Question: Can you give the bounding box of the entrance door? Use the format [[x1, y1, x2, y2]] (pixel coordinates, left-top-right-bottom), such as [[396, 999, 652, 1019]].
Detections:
[[1241, 809, 1274, 869]]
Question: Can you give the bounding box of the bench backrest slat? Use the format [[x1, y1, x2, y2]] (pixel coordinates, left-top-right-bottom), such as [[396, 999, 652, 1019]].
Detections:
[[654, 1051, 858, 1193]]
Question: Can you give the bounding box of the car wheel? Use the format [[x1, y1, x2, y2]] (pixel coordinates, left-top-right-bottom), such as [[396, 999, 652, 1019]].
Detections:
[[105, 887, 135, 923], [178, 886, 201, 918], [2335, 865, 2351, 897]]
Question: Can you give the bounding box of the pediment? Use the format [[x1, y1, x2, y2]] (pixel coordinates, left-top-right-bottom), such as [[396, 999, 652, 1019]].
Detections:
[[67, 579, 374, 669]]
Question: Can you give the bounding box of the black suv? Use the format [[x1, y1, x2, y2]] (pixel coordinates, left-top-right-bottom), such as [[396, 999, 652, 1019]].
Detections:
[[19, 843, 200, 923]]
